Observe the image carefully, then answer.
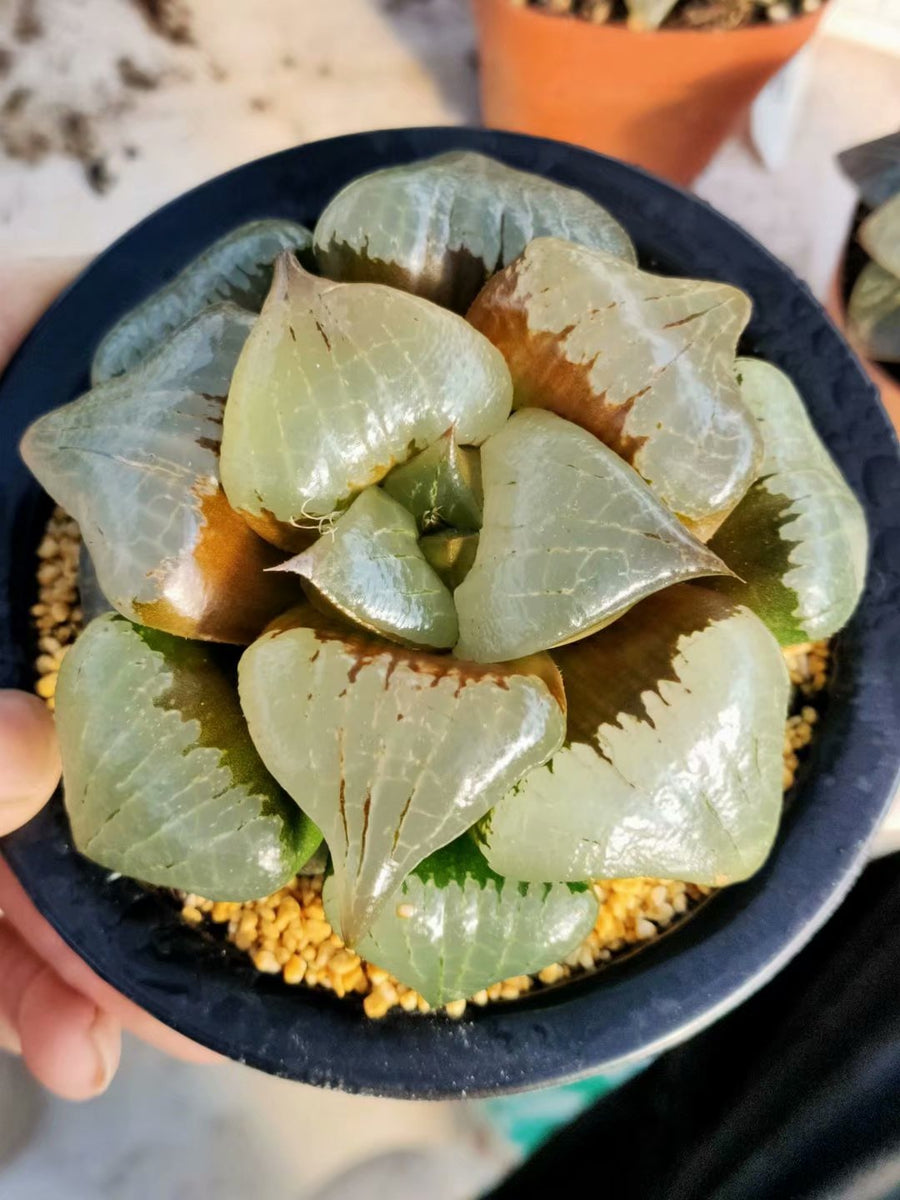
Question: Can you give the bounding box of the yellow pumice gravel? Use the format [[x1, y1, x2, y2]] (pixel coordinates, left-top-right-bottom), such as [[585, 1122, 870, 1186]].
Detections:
[[32, 509, 830, 1020]]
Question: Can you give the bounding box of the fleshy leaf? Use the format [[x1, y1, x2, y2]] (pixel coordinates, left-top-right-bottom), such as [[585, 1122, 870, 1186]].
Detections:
[[467, 237, 760, 537], [77, 545, 113, 624], [838, 131, 900, 210], [859, 192, 900, 280], [21, 305, 298, 644], [274, 487, 458, 649], [326, 836, 597, 1007], [419, 530, 479, 591], [220, 253, 512, 548], [847, 260, 900, 363], [238, 606, 566, 944], [57, 613, 320, 900], [481, 586, 790, 887], [454, 409, 729, 663], [382, 430, 483, 532], [92, 218, 313, 383], [708, 359, 868, 643], [313, 150, 635, 312]]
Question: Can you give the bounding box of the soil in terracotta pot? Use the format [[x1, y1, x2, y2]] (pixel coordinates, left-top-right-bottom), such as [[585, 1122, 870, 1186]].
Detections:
[[521, 0, 823, 28]]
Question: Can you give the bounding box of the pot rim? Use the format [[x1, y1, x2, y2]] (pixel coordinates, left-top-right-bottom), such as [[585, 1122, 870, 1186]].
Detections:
[[1, 127, 897, 1098]]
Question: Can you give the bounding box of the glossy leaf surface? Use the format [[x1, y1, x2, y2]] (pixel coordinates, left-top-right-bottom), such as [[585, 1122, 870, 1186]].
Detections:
[[21, 305, 298, 644], [313, 150, 635, 312], [467, 237, 760, 536], [328, 836, 597, 1007], [275, 487, 458, 649], [57, 614, 319, 900], [454, 410, 729, 663], [382, 430, 483, 532], [847, 260, 900, 363], [481, 587, 790, 887], [220, 253, 512, 547], [239, 607, 566, 944], [859, 191, 900, 279], [92, 218, 313, 382], [709, 359, 868, 643], [419, 530, 479, 591], [77, 545, 112, 624]]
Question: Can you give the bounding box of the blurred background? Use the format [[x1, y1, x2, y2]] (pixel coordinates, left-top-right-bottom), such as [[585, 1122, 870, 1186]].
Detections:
[[0, 1, 898, 1196]]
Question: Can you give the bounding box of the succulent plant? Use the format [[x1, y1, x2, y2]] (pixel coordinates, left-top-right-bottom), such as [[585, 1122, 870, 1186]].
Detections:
[[848, 263, 900, 364], [239, 606, 566, 944], [56, 613, 320, 899], [219, 252, 512, 549], [22, 305, 298, 644], [454, 408, 729, 662], [838, 130, 900, 211], [331, 835, 598, 1007], [709, 360, 868, 642], [92, 218, 313, 383], [274, 487, 459, 650], [479, 585, 789, 886], [313, 151, 635, 312], [382, 430, 483, 533], [841, 130, 900, 365], [467, 237, 761, 539], [22, 150, 867, 997]]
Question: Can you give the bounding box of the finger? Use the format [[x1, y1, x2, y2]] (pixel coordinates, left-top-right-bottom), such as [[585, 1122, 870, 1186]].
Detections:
[[0, 860, 221, 1065], [0, 920, 120, 1100], [0, 1009, 22, 1055], [0, 691, 62, 836], [0, 258, 83, 371]]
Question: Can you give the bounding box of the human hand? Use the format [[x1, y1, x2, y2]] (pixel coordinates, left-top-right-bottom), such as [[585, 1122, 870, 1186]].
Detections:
[[0, 260, 219, 1100]]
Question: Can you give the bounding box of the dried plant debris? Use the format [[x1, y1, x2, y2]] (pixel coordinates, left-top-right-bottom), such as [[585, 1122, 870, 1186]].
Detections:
[[0, 0, 198, 193], [518, 0, 819, 29], [130, 0, 194, 45], [117, 55, 161, 90], [13, 0, 43, 43], [33, 510, 830, 1019]]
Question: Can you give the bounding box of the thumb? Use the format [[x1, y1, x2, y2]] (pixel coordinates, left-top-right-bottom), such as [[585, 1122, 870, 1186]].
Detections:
[[0, 691, 61, 836], [0, 259, 82, 373]]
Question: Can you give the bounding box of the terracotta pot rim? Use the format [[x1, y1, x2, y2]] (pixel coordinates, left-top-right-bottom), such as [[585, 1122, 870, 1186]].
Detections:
[[479, 0, 825, 39]]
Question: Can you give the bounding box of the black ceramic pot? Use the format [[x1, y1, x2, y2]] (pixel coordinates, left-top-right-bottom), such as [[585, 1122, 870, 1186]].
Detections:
[[1, 129, 899, 1099]]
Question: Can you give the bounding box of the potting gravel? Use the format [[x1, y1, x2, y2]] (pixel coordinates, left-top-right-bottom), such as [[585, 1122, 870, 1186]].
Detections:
[[31, 506, 829, 1019]]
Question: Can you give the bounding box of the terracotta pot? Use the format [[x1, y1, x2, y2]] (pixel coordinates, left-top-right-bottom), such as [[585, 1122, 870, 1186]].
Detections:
[[828, 271, 900, 433], [470, 0, 824, 185]]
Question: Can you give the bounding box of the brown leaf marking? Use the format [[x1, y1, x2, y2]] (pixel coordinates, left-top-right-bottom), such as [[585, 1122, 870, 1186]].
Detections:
[[467, 263, 648, 465], [259, 604, 564, 706], [555, 584, 732, 743], [134, 485, 298, 644]]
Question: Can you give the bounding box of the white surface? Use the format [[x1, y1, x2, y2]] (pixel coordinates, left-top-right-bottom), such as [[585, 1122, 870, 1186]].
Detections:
[[0, 0, 478, 257], [0, 1038, 512, 1200], [824, 0, 900, 56]]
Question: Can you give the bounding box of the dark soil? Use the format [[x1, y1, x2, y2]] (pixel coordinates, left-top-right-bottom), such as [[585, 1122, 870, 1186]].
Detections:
[[13, 0, 43, 43], [131, 0, 194, 45], [524, 0, 819, 30], [117, 55, 162, 90]]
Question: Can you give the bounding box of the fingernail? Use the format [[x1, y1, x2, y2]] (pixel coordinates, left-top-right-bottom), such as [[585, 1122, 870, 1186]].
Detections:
[[88, 1012, 120, 1094], [0, 1022, 21, 1056]]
